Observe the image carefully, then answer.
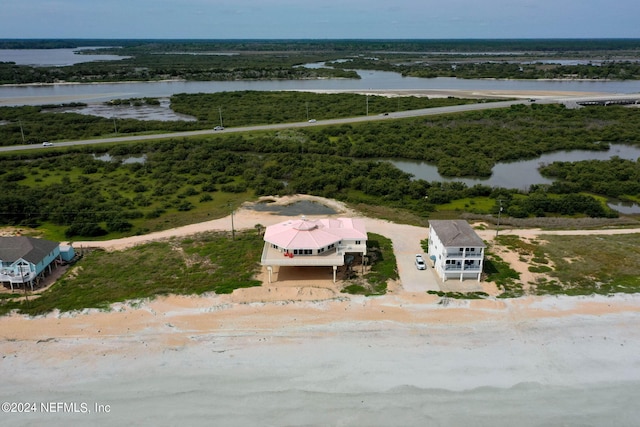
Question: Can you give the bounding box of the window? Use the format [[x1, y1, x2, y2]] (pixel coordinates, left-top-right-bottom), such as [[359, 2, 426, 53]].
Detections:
[[355, 241, 361, 245]]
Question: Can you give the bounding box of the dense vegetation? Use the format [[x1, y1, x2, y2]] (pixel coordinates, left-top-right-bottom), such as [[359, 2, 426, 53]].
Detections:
[[331, 58, 640, 80], [3, 102, 637, 240], [170, 91, 487, 127], [0, 53, 359, 84], [3, 39, 640, 52], [3, 38, 640, 52], [0, 92, 485, 145], [341, 233, 397, 296], [2, 39, 640, 84], [539, 157, 640, 200]]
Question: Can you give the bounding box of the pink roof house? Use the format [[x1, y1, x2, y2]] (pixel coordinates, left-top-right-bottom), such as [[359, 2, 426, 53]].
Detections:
[[261, 217, 367, 283]]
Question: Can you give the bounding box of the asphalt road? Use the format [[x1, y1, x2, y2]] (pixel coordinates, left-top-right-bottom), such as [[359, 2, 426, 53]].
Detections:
[[0, 99, 526, 153], [2, 94, 638, 153]]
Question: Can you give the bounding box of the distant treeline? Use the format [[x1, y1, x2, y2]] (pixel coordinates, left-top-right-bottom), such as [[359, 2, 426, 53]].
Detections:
[[0, 51, 358, 84], [0, 91, 485, 145], [3, 102, 638, 238], [330, 58, 640, 80], [2, 39, 640, 85], [2, 38, 640, 52]]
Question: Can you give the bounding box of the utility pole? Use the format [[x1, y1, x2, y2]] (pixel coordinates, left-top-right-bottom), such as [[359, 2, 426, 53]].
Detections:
[[495, 199, 503, 237], [218, 107, 223, 127], [113, 117, 118, 134], [229, 203, 235, 240], [306, 102, 309, 121], [18, 120, 25, 143], [366, 93, 369, 116]]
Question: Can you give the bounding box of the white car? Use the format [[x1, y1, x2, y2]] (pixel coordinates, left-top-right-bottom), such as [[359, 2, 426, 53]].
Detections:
[[214, 126, 225, 131], [308, 119, 316, 123], [42, 141, 53, 146], [415, 254, 426, 270]]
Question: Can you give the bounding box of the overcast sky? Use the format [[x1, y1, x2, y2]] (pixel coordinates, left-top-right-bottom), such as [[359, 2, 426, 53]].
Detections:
[[1, 0, 638, 39]]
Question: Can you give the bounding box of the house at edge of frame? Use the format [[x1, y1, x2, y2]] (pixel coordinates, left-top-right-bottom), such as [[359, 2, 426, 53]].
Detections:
[[428, 220, 485, 282], [0, 236, 75, 291], [260, 216, 367, 283]]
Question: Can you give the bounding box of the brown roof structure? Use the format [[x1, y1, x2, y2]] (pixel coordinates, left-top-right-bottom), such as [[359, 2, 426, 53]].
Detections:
[[429, 220, 485, 248], [0, 236, 59, 264]]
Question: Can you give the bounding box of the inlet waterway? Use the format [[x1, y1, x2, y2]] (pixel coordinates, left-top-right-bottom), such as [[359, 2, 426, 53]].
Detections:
[[3, 49, 639, 212], [2, 73, 639, 106], [2, 49, 640, 106], [389, 143, 640, 213], [390, 144, 640, 190]]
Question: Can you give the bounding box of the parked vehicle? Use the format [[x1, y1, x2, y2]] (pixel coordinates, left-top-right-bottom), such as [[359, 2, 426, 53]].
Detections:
[[42, 141, 53, 146], [214, 126, 225, 131], [415, 254, 426, 270]]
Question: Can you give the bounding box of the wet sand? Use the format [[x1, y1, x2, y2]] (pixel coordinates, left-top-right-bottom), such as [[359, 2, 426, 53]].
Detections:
[[1, 293, 639, 426]]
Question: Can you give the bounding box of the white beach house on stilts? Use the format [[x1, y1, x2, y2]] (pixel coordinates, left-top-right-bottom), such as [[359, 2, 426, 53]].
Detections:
[[261, 216, 367, 283], [428, 220, 485, 282]]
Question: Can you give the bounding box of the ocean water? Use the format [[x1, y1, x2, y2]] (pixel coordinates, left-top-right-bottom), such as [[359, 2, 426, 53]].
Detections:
[[2, 309, 639, 427], [15, 379, 638, 427]]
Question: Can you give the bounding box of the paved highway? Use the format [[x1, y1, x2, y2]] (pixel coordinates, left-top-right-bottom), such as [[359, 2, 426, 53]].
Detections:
[[2, 94, 638, 153]]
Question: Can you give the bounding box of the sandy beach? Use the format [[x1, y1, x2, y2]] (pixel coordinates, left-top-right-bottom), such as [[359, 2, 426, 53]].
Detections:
[[2, 195, 640, 426]]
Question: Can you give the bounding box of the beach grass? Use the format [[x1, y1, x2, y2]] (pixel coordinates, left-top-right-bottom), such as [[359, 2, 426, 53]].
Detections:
[[342, 233, 397, 296], [1, 230, 263, 316], [533, 233, 640, 295], [483, 251, 524, 298]]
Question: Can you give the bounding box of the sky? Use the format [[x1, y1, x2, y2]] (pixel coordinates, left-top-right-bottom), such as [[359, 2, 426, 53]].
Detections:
[[1, 0, 639, 39]]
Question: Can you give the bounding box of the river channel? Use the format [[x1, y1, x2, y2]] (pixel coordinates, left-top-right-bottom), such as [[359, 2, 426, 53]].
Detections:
[[2, 47, 640, 105], [2, 49, 639, 212]]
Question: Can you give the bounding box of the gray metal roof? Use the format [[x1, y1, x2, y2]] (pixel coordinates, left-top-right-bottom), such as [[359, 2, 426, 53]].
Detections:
[[429, 220, 486, 248], [0, 236, 59, 264]]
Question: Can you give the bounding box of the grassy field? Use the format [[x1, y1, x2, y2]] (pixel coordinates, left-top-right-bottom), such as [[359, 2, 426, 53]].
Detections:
[[489, 233, 640, 297], [534, 233, 640, 295], [0, 230, 400, 315], [0, 230, 264, 316], [436, 197, 495, 214]]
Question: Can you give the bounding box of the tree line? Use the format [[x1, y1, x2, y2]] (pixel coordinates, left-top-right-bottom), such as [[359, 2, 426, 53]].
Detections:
[[3, 102, 632, 238], [0, 92, 484, 146]]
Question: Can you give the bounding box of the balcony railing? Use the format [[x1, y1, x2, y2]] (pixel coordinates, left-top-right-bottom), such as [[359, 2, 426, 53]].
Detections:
[[0, 270, 36, 284], [446, 252, 483, 258], [444, 266, 482, 272], [261, 243, 346, 266]]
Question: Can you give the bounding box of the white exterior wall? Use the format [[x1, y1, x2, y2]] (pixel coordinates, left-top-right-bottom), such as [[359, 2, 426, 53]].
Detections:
[[338, 239, 367, 255], [428, 225, 485, 282], [428, 224, 445, 278]]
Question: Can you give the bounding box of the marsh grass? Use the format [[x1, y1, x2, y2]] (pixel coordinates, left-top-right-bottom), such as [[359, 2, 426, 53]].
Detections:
[[437, 197, 495, 213]]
